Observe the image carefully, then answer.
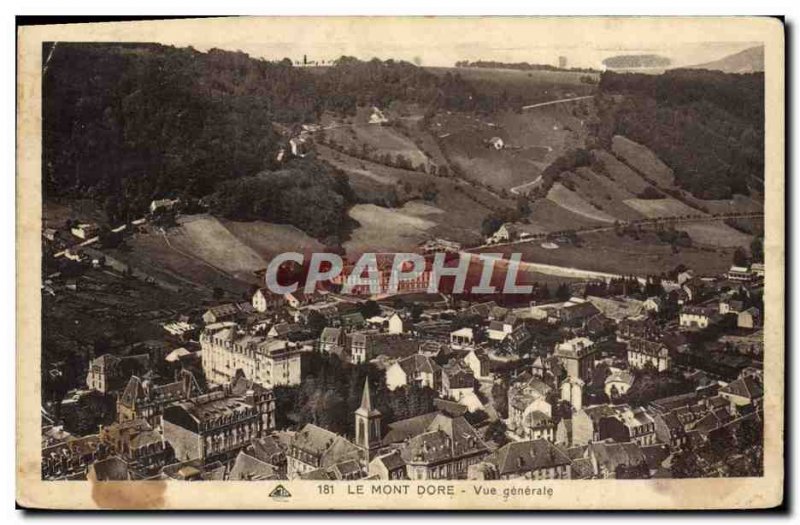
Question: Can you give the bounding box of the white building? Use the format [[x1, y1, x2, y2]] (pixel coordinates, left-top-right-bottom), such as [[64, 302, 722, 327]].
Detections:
[[450, 327, 474, 348], [200, 324, 303, 388]]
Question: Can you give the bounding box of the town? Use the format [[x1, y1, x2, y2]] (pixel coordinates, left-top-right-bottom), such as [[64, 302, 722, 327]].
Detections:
[[40, 200, 764, 482], [37, 40, 767, 486]]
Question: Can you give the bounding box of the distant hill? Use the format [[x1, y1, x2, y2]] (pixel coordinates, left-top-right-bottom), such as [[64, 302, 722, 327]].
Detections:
[[602, 54, 671, 69], [685, 46, 764, 74]]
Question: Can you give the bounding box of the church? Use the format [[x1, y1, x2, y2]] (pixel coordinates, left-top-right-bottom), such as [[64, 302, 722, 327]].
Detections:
[[287, 379, 490, 480]]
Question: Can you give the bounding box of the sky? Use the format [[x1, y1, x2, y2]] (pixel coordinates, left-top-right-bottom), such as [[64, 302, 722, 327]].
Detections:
[[34, 17, 765, 69], [152, 17, 763, 68]]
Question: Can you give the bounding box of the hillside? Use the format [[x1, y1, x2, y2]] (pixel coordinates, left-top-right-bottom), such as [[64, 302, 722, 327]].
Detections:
[[596, 69, 764, 200], [686, 46, 764, 74]]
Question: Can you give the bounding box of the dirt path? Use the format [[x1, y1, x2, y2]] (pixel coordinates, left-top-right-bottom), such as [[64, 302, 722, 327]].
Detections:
[[521, 95, 594, 111]]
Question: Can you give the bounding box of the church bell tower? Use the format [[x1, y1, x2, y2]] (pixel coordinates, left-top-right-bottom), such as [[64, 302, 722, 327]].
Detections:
[[354, 379, 382, 461]]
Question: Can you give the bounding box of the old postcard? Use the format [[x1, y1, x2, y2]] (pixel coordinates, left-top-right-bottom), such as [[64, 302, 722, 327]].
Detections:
[[17, 16, 784, 510]]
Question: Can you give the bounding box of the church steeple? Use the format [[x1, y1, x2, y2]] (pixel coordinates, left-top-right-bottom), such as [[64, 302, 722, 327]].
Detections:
[[354, 379, 382, 461]]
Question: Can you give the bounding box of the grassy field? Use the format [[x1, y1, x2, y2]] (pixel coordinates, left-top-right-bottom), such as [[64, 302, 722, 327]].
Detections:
[[325, 123, 429, 168], [546, 182, 617, 223], [317, 143, 515, 246], [112, 228, 254, 295], [591, 149, 652, 194], [611, 135, 675, 187], [432, 103, 592, 191], [486, 230, 737, 277], [677, 223, 753, 248], [561, 167, 645, 222], [222, 219, 325, 258], [344, 202, 440, 254], [166, 215, 266, 281], [623, 197, 701, 218], [526, 198, 605, 233], [427, 67, 598, 107]]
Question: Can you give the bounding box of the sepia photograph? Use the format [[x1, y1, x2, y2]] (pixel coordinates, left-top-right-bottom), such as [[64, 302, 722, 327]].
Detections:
[[15, 15, 785, 510]]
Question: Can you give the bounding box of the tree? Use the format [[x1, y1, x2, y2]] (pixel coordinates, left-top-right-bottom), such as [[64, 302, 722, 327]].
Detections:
[[484, 420, 510, 447], [357, 300, 381, 319], [491, 381, 509, 418], [555, 283, 571, 301], [750, 236, 764, 263], [733, 247, 749, 267]]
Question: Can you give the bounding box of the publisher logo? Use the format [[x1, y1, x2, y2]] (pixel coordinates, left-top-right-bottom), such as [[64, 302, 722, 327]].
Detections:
[[270, 485, 292, 499]]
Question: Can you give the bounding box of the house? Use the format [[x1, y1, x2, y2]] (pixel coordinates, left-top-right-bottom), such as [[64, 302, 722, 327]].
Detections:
[[464, 348, 491, 380], [560, 376, 584, 411], [750, 263, 765, 278], [164, 347, 193, 364], [319, 327, 345, 355], [200, 325, 304, 388], [719, 375, 763, 409], [149, 198, 179, 214], [252, 288, 285, 313], [86, 456, 131, 481], [554, 337, 597, 382], [387, 313, 405, 334], [284, 290, 320, 308], [679, 306, 717, 329], [468, 440, 571, 480], [288, 424, 363, 480], [289, 136, 308, 157], [604, 369, 635, 399], [520, 411, 556, 442], [300, 459, 366, 481], [228, 451, 281, 480], [618, 317, 659, 341], [202, 304, 240, 325], [117, 372, 200, 429], [627, 338, 672, 372], [488, 136, 505, 150], [615, 405, 657, 446], [43, 228, 60, 242], [719, 298, 745, 315], [267, 322, 302, 340], [369, 106, 389, 125], [419, 238, 461, 255], [441, 366, 475, 400], [642, 297, 662, 313], [385, 354, 442, 391], [98, 418, 172, 477], [450, 327, 474, 348], [726, 265, 754, 282], [162, 385, 275, 465], [86, 353, 150, 394], [349, 333, 370, 364], [486, 223, 517, 244], [585, 296, 642, 322], [288, 387, 377, 479], [570, 405, 626, 447], [737, 307, 762, 329], [507, 379, 553, 436], [397, 413, 489, 480], [369, 450, 407, 480], [70, 223, 99, 240], [587, 441, 648, 479]]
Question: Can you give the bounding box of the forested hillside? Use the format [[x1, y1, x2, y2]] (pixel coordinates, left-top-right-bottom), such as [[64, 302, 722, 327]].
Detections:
[[43, 44, 485, 228], [596, 69, 764, 199], [209, 159, 355, 244]]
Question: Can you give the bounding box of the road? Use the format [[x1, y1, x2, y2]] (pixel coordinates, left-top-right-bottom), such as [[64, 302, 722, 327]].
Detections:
[[509, 174, 543, 196], [463, 211, 764, 282], [521, 95, 594, 111], [472, 211, 765, 251]]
